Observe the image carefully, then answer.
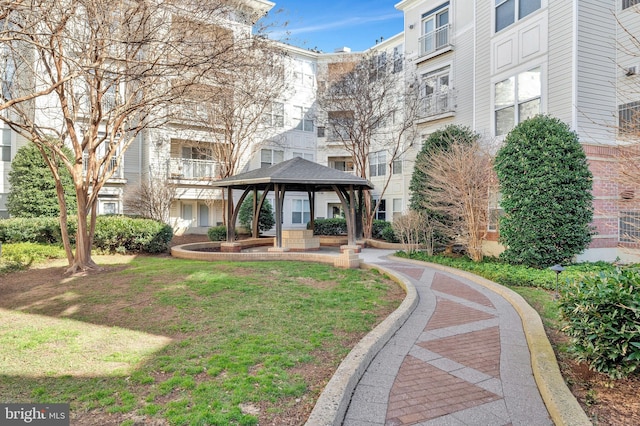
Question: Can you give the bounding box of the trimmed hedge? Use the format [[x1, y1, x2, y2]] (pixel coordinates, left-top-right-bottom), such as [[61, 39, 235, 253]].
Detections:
[[208, 225, 236, 242], [310, 218, 398, 242], [310, 218, 347, 236], [93, 216, 173, 253], [559, 268, 640, 379], [0, 216, 172, 254]]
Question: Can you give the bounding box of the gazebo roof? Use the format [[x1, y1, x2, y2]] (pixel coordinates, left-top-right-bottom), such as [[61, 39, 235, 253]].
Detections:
[[210, 157, 374, 191]]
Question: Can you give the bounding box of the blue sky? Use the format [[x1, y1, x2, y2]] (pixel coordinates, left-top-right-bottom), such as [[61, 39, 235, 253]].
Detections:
[[260, 1, 404, 53]]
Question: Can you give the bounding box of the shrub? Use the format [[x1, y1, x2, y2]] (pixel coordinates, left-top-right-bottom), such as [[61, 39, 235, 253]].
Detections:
[[7, 143, 76, 218], [311, 218, 347, 236], [0, 217, 67, 244], [371, 220, 397, 242], [495, 115, 594, 268], [0, 216, 172, 253], [559, 269, 640, 379], [238, 193, 275, 234], [0, 242, 66, 264], [93, 216, 173, 253], [208, 226, 235, 242]]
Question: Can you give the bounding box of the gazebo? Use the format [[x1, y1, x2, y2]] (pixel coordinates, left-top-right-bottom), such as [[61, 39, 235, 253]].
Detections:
[[210, 157, 374, 250]]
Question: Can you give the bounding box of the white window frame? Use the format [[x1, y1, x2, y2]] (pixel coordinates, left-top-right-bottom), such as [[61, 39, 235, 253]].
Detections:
[[392, 157, 403, 175], [373, 198, 387, 221], [393, 45, 404, 73], [420, 2, 450, 56], [495, 0, 542, 33], [393, 198, 403, 220], [494, 67, 541, 136], [291, 199, 310, 224], [263, 102, 284, 127], [1, 128, 12, 162], [369, 151, 387, 177], [293, 152, 313, 161], [295, 106, 314, 132], [260, 148, 283, 168], [623, 0, 640, 10]]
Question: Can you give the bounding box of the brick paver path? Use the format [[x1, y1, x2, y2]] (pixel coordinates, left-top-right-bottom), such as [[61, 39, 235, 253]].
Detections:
[[342, 255, 552, 426]]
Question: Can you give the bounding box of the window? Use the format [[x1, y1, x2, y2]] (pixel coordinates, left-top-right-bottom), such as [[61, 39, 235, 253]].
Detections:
[[494, 67, 541, 136], [331, 157, 354, 173], [421, 2, 450, 56], [1, 128, 11, 162], [620, 211, 640, 243], [619, 101, 640, 135], [393, 198, 403, 219], [293, 152, 313, 161], [373, 199, 386, 221], [421, 67, 452, 116], [488, 190, 504, 231], [623, 0, 639, 9], [328, 111, 353, 140], [370, 52, 387, 80], [393, 45, 404, 73], [369, 151, 386, 177], [263, 102, 284, 127], [1, 49, 15, 101], [495, 0, 541, 32], [292, 199, 310, 224], [261, 148, 283, 168], [102, 202, 117, 215], [392, 158, 403, 174], [294, 60, 315, 87], [295, 106, 314, 132]]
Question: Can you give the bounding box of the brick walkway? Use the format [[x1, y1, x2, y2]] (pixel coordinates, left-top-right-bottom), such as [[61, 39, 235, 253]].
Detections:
[[342, 252, 552, 426]]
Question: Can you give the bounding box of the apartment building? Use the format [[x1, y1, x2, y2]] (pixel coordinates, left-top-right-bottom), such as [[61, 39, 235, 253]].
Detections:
[[1, 0, 638, 261]]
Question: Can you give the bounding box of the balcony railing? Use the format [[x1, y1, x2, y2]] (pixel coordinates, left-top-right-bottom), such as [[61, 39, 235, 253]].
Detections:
[[82, 153, 123, 179], [419, 24, 451, 57], [168, 158, 220, 180], [419, 89, 457, 118]]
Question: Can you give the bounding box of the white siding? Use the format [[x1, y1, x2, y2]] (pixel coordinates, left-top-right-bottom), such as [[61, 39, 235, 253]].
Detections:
[[547, 0, 574, 126], [576, 0, 617, 145]]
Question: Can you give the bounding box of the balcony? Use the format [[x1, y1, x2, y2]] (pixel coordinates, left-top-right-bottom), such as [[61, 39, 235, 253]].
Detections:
[[168, 157, 220, 180], [419, 24, 451, 57], [419, 89, 457, 120], [82, 153, 124, 180]]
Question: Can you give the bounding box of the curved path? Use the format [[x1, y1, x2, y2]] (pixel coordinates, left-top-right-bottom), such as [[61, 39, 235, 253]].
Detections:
[[325, 249, 590, 426]]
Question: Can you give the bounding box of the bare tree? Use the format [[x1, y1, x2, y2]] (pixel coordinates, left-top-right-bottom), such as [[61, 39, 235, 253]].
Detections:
[[0, 0, 270, 272], [177, 38, 291, 230], [124, 174, 176, 224], [417, 140, 494, 262], [392, 210, 434, 255], [318, 52, 420, 239]]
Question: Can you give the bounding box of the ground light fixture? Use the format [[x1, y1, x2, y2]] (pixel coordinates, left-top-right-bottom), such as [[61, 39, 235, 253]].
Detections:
[[550, 264, 565, 300]]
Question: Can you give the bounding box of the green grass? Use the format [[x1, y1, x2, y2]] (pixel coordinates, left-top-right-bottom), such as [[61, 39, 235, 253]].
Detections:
[[0, 255, 401, 425]]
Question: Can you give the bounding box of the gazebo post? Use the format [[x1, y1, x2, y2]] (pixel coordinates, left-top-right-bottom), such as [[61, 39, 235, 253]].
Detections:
[[226, 187, 234, 242], [274, 184, 283, 248], [307, 189, 315, 232]]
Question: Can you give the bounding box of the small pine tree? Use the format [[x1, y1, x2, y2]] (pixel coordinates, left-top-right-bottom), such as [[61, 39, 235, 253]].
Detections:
[[495, 115, 594, 268], [7, 143, 77, 217], [238, 193, 275, 233]]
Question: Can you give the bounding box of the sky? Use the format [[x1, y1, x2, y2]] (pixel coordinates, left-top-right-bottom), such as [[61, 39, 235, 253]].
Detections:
[[259, 1, 404, 54]]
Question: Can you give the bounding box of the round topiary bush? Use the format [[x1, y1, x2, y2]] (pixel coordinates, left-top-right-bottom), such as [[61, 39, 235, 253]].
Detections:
[[495, 115, 593, 268]]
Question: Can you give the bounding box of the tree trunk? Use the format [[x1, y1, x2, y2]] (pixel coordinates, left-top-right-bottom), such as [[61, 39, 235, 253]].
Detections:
[[65, 188, 99, 274]]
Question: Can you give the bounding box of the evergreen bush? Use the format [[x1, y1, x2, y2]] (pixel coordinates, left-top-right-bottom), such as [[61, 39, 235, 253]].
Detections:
[[495, 115, 593, 268], [7, 144, 76, 217], [559, 269, 640, 379]]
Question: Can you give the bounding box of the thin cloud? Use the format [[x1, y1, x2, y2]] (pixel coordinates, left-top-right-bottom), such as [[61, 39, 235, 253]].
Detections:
[[270, 12, 401, 38]]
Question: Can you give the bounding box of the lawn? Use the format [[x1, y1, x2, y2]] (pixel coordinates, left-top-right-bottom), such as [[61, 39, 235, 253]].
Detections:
[[0, 254, 403, 425]]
